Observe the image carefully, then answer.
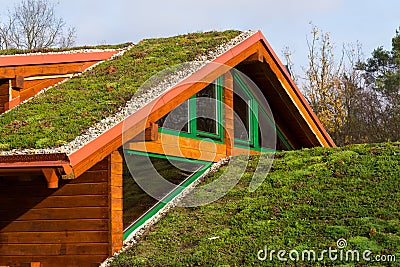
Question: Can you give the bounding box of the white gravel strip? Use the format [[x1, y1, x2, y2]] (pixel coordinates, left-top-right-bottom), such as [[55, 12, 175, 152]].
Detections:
[[0, 30, 256, 156], [99, 157, 230, 267]]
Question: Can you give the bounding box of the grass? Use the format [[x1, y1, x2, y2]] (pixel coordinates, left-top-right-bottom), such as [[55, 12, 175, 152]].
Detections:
[[0, 30, 242, 150], [110, 142, 400, 266]]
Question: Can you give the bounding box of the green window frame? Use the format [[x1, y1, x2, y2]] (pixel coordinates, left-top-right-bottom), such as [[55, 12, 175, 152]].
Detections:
[[232, 72, 293, 151], [157, 77, 224, 143], [233, 72, 257, 147]]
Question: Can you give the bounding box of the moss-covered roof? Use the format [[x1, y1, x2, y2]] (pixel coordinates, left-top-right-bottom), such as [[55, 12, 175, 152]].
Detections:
[[0, 30, 242, 152], [109, 142, 400, 266]]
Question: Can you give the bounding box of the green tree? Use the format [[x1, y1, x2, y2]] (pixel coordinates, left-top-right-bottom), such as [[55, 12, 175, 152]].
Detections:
[[362, 28, 400, 142]]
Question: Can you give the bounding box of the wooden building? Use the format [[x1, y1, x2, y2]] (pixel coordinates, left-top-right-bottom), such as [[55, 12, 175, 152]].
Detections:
[[0, 30, 334, 266]]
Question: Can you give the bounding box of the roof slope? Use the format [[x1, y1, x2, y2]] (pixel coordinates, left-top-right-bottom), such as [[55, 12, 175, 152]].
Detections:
[[0, 30, 242, 152], [108, 142, 400, 266]]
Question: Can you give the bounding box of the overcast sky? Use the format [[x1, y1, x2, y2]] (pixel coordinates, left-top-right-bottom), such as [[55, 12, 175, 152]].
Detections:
[[1, 0, 399, 74]]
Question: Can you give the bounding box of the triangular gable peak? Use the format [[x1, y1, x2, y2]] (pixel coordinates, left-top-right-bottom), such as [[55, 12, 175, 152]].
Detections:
[[68, 30, 334, 178]]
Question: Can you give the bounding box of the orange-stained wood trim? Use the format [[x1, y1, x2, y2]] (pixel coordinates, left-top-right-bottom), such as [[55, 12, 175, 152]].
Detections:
[[4, 96, 20, 110], [0, 51, 119, 67], [223, 71, 234, 156], [108, 150, 123, 256], [243, 49, 264, 64], [129, 132, 227, 162], [41, 168, 59, 188], [0, 61, 99, 79], [11, 75, 24, 89]]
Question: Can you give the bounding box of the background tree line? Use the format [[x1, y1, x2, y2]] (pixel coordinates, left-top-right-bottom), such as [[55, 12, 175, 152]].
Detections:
[[300, 25, 400, 146]]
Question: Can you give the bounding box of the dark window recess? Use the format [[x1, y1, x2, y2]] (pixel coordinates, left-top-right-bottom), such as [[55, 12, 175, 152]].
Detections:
[[233, 91, 250, 141], [123, 154, 204, 230], [196, 84, 217, 135], [156, 101, 189, 132], [258, 108, 275, 149]]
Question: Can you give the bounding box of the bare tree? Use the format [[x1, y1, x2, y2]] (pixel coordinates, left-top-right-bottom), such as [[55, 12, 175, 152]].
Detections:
[[301, 25, 388, 145], [302, 25, 347, 143], [0, 0, 76, 49]]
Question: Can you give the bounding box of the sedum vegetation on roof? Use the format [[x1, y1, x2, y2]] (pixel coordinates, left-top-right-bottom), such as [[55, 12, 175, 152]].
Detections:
[[109, 142, 400, 266], [0, 30, 242, 151]]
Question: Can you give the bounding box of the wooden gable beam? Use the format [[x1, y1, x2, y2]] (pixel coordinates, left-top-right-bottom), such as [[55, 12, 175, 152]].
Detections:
[[42, 168, 59, 188]]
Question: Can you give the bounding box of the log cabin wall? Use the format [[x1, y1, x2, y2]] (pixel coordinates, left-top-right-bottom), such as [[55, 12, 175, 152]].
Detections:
[[0, 154, 122, 267], [0, 80, 9, 114]]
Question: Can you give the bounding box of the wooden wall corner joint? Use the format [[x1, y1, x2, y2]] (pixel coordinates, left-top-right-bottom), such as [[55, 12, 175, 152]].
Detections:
[[42, 168, 59, 188], [11, 75, 24, 90]]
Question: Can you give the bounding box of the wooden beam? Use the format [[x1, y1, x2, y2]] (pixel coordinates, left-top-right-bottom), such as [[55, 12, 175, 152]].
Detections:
[[11, 75, 24, 89], [0, 61, 98, 79], [145, 122, 159, 141], [108, 150, 123, 256], [243, 49, 264, 64], [41, 168, 59, 189], [131, 122, 159, 142], [223, 70, 234, 156]]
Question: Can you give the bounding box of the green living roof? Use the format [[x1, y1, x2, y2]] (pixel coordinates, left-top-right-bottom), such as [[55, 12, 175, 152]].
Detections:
[[0, 30, 242, 152], [110, 142, 400, 266]]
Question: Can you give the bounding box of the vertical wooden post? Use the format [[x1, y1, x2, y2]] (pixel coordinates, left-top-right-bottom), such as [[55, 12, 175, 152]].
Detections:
[[0, 80, 10, 114], [223, 71, 234, 156], [108, 150, 123, 255]]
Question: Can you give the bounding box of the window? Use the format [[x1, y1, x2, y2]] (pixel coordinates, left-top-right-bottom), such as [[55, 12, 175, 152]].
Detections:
[[156, 101, 189, 132], [233, 73, 254, 146], [196, 84, 217, 135], [233, 90, 250, 141], [157, 78, 223, 141]]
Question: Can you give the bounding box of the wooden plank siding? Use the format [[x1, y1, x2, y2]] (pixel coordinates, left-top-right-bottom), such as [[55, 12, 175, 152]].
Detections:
[[0, 157, 113, 266], [0, 80, 9, 114]]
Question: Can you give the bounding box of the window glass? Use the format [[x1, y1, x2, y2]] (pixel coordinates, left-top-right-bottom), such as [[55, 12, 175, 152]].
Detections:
[[156, 101, 189, 132], [234, 81, 250, 141], [123, 154, 205, 230], [196, 84, 217, 135], [258, 107, 276, 149]]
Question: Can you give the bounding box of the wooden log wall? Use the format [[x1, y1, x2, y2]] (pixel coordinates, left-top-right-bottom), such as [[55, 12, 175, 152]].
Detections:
[[0, 154, 122, 267]]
